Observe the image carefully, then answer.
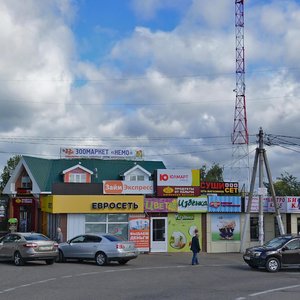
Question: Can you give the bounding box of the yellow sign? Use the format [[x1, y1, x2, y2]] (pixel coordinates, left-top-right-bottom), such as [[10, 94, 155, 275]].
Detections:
[[41, 195, 144, 213]]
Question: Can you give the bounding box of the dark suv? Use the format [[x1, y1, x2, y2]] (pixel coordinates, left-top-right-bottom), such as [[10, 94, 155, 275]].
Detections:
[[243, 235, 300, 272]]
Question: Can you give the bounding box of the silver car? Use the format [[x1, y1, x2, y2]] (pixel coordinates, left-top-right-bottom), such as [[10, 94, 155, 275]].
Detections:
[[0, 232, 58, 266], [58, 233, 139, 266]]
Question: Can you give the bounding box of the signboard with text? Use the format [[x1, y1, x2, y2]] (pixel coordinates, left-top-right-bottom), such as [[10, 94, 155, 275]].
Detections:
[[208, 195, 241, 213], [156, 186, 201, 197], [103, 180, 153, 195], [60, 147, 143, 159], [156, 169, 200, 187], [144, 198, 177, 212], [200, 182, 239, 195]]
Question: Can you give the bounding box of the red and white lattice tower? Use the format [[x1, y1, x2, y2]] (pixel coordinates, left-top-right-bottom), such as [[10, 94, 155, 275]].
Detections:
[[231, 0, 250, 192]]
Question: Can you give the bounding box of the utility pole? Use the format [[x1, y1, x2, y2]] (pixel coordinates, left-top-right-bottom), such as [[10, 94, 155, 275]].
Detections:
[[240, 128, 285, 252]]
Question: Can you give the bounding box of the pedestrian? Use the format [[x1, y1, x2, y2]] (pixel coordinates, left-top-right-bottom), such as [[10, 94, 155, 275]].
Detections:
[[190, 229, 201, 265], [56, 227, 63, 243]]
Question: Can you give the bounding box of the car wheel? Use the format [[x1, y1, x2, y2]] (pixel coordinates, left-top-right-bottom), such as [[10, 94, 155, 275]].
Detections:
[[45, 259, 54, 265], [14, 251, 25, 266], [118, 259, 129, 265], [266, 257, 280, 272], [95, 252, 107, 266], [57, 250, 66, 263]]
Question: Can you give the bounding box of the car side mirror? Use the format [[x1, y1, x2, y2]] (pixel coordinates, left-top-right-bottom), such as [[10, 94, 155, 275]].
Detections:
[[282, 246, 288, 251]]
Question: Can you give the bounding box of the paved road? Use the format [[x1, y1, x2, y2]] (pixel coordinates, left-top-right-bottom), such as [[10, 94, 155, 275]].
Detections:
[[0, 252, 300, 300]]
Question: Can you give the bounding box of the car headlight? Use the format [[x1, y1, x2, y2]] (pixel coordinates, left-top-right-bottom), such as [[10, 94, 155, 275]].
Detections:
[[252, 251, 261, 257]]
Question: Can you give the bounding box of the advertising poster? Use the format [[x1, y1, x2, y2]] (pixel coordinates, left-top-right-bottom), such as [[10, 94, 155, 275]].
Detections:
[[167, 213, 201, 253], [211, 214, 240, 241], [129, 216, 150, 252]]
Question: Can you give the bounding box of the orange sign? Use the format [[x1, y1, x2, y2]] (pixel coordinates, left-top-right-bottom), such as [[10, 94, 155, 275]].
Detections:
[[103, 180, 153, 195]]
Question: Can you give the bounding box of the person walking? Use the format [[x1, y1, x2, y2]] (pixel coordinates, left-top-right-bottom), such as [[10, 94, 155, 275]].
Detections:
[[56, 227, 63, 243], [190, 229, 201, 265]]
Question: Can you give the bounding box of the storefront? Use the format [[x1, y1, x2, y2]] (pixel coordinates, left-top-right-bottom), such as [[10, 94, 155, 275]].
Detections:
[[145, 196, 207, 253], [11, 197, 38, 232], [41, 194, 145, 246]]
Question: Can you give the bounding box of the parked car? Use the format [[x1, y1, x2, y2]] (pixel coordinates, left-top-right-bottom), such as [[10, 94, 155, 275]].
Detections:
[[243, 234, 300, 272], [0, 232, 58, 266], [58, 233, 139, 266]]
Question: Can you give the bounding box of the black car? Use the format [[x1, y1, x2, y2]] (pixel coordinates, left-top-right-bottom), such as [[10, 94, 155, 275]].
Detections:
[[243, 235, 300, 272]]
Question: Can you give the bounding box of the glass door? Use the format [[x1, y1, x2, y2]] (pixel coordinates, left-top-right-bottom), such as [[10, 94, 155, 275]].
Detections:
[[150, 217, 167, 252]]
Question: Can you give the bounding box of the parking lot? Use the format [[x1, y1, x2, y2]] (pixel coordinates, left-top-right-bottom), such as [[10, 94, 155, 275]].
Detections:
[[0, 252, 300, 300]]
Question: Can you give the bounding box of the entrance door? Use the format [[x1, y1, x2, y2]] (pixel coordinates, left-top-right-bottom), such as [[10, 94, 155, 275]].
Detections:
[[150, 217, 167, 252], [19, 206, 32, 232]]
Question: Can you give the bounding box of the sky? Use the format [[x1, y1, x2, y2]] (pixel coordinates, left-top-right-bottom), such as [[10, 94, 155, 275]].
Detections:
[[1, 0, 300, 190]]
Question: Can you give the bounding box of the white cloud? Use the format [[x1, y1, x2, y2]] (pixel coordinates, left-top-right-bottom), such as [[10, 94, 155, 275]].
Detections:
[[1, 0, 300, 185]]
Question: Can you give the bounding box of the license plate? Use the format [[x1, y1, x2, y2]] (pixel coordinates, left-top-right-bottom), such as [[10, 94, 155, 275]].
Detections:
[[39, 246, 52, 251], [244, 256, 250, 261]]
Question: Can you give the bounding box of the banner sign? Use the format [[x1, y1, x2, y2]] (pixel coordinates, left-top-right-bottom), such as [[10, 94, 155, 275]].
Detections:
[[200, 182, 239, 194], [286, 197, 300, 213], [156, 169, 200, 187], [144, 198, 177, 212], [208, 196, 241, 213], [129, 216, 150, 252], [245, 196, 286, 213], [156, 186, 201, 197], [177, 196, 208, 213], [103, 180, 153, 195], [60, 147, 143, 159]]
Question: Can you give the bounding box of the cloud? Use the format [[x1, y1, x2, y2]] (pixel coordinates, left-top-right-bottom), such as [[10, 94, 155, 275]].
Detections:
[[1, 0, 300, 187]]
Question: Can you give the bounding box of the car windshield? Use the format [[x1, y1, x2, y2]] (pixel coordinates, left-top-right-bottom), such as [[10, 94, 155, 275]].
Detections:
[[264, 236, 290, 248], [24, 234, 50, 241], [104, 235, 124, 242]]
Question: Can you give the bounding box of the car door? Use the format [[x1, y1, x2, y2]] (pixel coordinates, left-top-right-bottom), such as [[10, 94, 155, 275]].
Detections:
[[63, 235, 86, 258], [0, 234, 16, 258], [281, 239, 300, 265], [80, 235, 102, 258]]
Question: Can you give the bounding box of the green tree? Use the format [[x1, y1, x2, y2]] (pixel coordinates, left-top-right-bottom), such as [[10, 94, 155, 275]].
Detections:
[[0, 155, 21, 192], [265, 172, 300, 196], [200, 163, 224, 182]]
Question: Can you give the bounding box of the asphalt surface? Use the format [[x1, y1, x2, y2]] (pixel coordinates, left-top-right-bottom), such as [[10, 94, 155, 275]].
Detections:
[[0, 252, 300, 300]]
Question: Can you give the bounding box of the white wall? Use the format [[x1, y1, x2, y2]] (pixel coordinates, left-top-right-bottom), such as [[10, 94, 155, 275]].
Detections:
[[67, 214, 85, 240]]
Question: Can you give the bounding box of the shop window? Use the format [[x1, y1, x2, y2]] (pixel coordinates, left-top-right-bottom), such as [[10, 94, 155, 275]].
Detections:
[[85, 214, 129, 240], [69, 173, 87, 183], [297, 218, 300, 234], [250, 216, 259, 241]]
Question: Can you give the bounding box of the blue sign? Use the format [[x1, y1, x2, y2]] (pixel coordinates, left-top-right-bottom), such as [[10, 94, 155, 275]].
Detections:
[[208, 195, 241, 213]]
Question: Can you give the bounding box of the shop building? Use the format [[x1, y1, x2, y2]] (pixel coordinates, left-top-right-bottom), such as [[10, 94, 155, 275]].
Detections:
[[3, 155, 165, 243]]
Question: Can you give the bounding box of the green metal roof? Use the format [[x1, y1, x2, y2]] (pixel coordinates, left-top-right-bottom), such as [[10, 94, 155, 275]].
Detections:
[[23, 156, 166, 192]]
